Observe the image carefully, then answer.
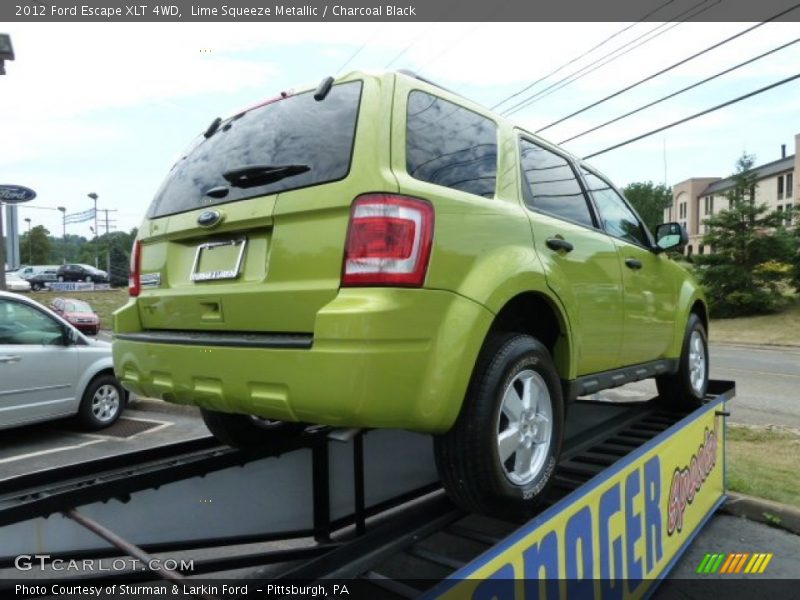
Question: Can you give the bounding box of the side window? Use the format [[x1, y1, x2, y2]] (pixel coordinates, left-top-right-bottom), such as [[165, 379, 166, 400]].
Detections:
[[406, 91, 497, 198], [519, 139, 595, 227], [581, 168, 649, 247], [0, 300, 64, 345]]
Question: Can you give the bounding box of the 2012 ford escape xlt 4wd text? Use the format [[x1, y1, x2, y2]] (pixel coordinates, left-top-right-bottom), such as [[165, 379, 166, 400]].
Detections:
[[113, 70, 708, 515]]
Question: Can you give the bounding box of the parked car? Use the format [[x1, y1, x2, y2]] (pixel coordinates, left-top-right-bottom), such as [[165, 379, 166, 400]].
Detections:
[[50, 297, 101, 335], [27, 268, 59, 291], [0, 291, 125, 430], [17, 265, 60, 280], [5, 271, 31, 293], [113, 70, 708, 515], [56, 264, 109, 283]]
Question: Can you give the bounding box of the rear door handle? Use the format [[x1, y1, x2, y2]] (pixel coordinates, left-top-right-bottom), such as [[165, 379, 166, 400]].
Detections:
[[0, 355, 21, 364], [625, 258, 643, 270], [546, 238, 574, 253]]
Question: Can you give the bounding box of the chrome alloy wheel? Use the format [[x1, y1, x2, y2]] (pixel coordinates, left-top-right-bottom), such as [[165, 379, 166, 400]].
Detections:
[[689, 330, 707, 395], [92, 384, 120, 422], [497, 369, 553, 486]]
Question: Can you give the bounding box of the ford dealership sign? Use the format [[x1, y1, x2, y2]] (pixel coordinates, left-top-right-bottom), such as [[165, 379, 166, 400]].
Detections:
[[0, 185, 36, 204]]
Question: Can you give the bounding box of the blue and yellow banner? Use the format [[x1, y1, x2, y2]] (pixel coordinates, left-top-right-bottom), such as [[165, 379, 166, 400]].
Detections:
[[428, 399, 727, 600]]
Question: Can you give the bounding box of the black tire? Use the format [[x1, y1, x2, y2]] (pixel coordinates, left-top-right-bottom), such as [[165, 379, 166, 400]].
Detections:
[[84, 276, 92, 283], [78, 374, 125, 430], [656, 313, 709, 411], [434, 333, 565, 517], [201, 409, 306, 450], [31, 282, 42, 291], [57, 275, 64, 282]]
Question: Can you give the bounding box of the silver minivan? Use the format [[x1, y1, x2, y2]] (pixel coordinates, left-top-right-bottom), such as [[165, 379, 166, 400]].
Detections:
[[0, 291, 125, 430]]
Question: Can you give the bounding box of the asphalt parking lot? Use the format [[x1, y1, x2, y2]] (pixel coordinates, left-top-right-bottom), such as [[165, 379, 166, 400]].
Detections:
[[0, 398, 207, 480]]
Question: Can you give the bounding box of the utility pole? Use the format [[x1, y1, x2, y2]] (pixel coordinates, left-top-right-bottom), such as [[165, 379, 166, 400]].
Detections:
[[57, 206, 66, 263], [88, 192, 98, 268], [99, 209, 118, 275]]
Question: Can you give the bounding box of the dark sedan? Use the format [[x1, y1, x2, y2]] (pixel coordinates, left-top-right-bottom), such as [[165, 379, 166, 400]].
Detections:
[[56, 264, 109, 283]]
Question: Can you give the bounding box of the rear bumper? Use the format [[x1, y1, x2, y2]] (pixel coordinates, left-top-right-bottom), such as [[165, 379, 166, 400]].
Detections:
[[113, 288, 493, 433]]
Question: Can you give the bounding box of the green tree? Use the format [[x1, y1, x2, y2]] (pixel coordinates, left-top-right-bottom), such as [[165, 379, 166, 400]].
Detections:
[[20, 225, 52, 265], [694, 153, 790, 317], [622, 181, 673, 233]]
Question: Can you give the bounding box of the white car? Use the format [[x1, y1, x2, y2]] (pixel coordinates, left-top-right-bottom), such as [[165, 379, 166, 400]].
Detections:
[[0, 291, 125, 430], [5, 271, 31, 292], [16, 265, 60, 280]]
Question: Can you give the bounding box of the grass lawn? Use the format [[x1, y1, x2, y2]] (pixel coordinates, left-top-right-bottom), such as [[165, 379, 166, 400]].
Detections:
[[29, 288, 129, 330], [710, 301, 800, 346], [726, 424, 800, 509]]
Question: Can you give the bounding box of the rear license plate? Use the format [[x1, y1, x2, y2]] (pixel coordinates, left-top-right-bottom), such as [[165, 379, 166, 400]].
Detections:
[[190, 238, 247, 282]]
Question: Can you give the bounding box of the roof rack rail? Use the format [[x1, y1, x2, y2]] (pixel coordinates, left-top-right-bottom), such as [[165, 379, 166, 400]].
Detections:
[[396, 69, 458, 96]]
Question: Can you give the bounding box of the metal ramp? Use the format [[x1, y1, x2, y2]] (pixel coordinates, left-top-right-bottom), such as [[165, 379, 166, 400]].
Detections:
[[1, 381, 735, 599]]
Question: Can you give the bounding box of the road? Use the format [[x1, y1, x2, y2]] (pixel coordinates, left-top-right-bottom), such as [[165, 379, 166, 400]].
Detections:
[[590, 343, 800, 429]]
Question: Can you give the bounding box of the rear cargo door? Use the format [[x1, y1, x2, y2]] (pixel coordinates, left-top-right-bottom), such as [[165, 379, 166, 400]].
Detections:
[[136, 77, 393, 334]]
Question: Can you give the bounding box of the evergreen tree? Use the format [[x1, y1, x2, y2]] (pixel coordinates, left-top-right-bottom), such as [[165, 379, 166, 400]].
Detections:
[[694, 153, 791, 317]]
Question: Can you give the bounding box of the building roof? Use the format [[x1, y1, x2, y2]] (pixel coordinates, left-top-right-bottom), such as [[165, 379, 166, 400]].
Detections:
[[702, 155, 795, 195]]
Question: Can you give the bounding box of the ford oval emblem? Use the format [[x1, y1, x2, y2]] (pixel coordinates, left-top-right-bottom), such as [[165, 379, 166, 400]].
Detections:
[[197, 209, 223, 228], [0, 184, 37, 204]]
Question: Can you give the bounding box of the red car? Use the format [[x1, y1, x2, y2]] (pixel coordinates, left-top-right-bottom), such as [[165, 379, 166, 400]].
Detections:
[[50, 297, 101, 335]]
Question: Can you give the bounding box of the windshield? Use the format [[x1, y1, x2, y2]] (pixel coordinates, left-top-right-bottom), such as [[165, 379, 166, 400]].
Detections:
[[65, 300, 92, 313], [147, 81, 363, 219]]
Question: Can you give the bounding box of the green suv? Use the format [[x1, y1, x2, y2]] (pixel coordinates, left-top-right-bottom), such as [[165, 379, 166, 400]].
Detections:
[[113, 70, 708, 515]]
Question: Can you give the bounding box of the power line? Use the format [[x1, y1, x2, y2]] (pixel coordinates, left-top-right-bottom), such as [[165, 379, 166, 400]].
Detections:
[[335, 37, 373, 75], [384, 25, 435, 69], [491, 0, 677, 111], [559, 36, 800, 145], [415, 0, 514, 73], [536, 1, 800, 133], [502, 0, 718, 118], [581, 72, 800, 160]]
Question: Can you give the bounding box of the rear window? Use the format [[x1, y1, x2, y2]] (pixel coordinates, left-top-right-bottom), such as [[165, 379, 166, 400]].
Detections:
[[147, 81, 363, 218], [406, 90, 497, 199]]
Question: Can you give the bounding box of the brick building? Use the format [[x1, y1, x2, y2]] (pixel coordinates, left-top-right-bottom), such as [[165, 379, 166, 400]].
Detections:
[[667, 133, 798, 256]]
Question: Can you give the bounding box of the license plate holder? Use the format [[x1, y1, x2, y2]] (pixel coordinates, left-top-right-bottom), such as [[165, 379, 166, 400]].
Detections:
[[190, 238, 247, 282]]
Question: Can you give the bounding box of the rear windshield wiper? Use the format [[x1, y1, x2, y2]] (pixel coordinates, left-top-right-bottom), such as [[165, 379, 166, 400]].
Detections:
[[222, 164, 310, 188]]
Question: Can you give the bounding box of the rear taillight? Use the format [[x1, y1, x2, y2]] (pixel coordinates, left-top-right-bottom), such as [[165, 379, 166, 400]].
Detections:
[[342, 194, 434, 287], [129, 239, 141, 297]]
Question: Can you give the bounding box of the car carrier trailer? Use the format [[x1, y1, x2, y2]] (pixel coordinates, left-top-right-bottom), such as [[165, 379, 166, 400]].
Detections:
[[0, 380, 735, 599]]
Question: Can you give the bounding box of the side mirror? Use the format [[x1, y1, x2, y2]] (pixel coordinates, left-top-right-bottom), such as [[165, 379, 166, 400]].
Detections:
[[62, 326, 80, 346], [654, 222, 689, 252]]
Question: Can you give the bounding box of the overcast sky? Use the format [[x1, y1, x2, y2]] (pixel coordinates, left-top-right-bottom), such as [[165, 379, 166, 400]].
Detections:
[[2, 19, 799, 239]]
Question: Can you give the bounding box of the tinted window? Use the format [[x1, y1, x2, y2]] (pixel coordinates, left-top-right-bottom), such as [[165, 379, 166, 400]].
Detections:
[[0, 300, 63, 345], [519, 140, 594, 227], [581, 168, 648, 246], [147, 81, 363, 218], [406, 91, 497, 198]]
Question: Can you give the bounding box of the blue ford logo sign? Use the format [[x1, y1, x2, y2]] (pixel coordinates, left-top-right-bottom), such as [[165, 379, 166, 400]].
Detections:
[[197, 209, 223, 227], [0, 184, 36, 204]]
